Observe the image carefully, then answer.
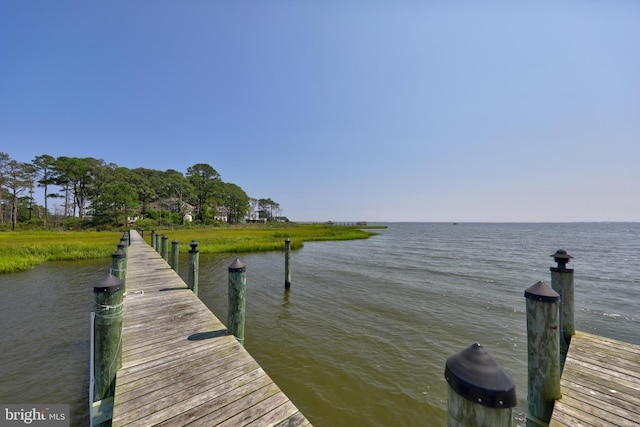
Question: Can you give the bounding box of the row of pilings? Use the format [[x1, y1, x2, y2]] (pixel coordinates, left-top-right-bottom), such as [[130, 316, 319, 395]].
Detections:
[[445, 250, 574, 427], [90, 229, 293, 426]]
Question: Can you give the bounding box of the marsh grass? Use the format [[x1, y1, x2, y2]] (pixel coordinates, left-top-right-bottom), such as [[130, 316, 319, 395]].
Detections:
[[0, 231, 121, 274], [0, 224, 383, 274], [151, 224, 383, 254]]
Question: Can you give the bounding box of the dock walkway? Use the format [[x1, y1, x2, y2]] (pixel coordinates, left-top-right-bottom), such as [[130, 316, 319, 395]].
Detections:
[[111, 230, 311, 426], [550, 331, 640, 427]]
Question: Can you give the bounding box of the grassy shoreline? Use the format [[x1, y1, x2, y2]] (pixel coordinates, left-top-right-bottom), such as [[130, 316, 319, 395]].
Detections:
[[0, 224, 384, 274]]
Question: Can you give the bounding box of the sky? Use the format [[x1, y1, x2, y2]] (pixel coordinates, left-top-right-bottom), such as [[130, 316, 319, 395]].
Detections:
[[1, 1, 639, 222]]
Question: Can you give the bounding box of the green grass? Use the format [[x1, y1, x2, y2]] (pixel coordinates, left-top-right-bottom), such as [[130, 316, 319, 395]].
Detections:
[[0, 224, 384, 274], [0, 231, 122, 274]]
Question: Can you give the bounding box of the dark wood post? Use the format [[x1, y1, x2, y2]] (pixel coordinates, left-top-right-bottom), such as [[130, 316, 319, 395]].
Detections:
[[150, 230, 156, 250], [171, 239, 179, 273], [284, 237, 291, 289], [228, 258, 247, 346], [525, 281, 561, 426], [445, 343, 517, 426], [161, 235, 169, 262], [187, 240, 199, 295]]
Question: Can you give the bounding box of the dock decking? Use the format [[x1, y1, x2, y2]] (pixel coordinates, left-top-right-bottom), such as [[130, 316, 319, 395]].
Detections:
[[550, 331, 640, 427], [111, 230, 311, 426]]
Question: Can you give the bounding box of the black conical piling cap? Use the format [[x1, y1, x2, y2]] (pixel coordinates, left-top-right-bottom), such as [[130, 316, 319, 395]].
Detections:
[[524, 281, 560, 303], [94, 273, 123, 293], [228, 258, 246, 272], [112, 248, 126, 259], [445, 343, 517, 408], [189, 240, 199, 252]]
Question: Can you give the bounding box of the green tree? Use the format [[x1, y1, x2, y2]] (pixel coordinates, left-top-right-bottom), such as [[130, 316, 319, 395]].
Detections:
[[94, 182, 139, 226], [4, 160, 31, 230], [32, 154, 56, 224], [186, 163, 221, 223], [258, 198, 280, 220], [131, 168, 162, 215], [0, 152, 10, 225], [219, 182, 249, 224], [164, 169, 194, 225]]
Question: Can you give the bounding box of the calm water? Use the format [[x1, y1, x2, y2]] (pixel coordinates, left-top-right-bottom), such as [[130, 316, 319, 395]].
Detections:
[[1, 223, 638, 426]]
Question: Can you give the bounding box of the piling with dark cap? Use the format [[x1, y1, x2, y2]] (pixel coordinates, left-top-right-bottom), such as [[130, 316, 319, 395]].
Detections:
[[150, 230, 156, 250], [93, 273, 124, 405], [525, 281, 561, 427], [161, 235, 169, 262], [120, 234, 129, 253], [171, 239, 179, 273], [550, 249, 575, 366], [187, 240, 199, 295], [284, 237, 291, 289], [445, 343, 517, 426], [155, 233, 161, 254], [110, 247, 127, 293], [228, 258, 247, 346]]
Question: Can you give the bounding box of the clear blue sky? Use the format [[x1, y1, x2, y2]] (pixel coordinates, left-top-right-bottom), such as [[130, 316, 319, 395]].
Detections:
[[1, 1, 638, 222]]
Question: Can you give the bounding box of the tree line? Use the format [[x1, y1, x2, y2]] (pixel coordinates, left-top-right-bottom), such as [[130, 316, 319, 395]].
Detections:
[[0, 152, 282, 230]]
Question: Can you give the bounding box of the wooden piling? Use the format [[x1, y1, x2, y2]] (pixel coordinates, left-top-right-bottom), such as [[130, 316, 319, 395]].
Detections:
[[110, 248, 127, 294], [150, 230, 156, 250], [161, 234, 169, 261], [228, 258, 247, 346], [187, 240, 199, 295], [445, 343, 517, 427], [171, 239, 179, 273], [549, 249, 575, 366], [155, 233, 161, 253], [525, 281, 561, 427], [93, 274, 124, 407], [285, 237, 291, 289]]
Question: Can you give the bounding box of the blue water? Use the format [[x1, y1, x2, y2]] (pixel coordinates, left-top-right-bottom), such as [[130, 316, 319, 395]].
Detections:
[[1, 223, 638, 426]]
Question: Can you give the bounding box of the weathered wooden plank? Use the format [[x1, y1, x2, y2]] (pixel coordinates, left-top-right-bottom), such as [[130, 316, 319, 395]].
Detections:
[[117, 370, 271, 426], [212, 389, 290, 427], [550, 331, 640, 426], [246, 400, 301, 426], [165, 381, 284, 426], [112, 230, 312, 426]]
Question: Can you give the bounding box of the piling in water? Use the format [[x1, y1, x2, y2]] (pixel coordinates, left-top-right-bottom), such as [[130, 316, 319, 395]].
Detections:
[[549, 249, 574, 368], [228, 258, 247, 346], [161, 235, 169, 262], [525, 281, 561, 427], [285, 237, 291, 289], [171, 239, 179, 273], [187, 240, 199, 295], [445, 343, 517, 427], [93, 274, 124, 406], [150, 230, 156, 250]]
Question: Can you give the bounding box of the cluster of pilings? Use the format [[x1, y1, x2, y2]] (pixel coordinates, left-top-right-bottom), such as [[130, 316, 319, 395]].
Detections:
[[445, 250, 574, 427]]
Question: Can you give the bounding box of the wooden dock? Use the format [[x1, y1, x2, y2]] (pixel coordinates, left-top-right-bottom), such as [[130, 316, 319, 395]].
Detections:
[[550, 331, 640, 427], [111, 230, 311, 426]]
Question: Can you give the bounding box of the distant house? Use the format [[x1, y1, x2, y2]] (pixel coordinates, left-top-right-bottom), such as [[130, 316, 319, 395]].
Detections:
[[213, 205, 229, 222]]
